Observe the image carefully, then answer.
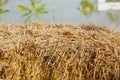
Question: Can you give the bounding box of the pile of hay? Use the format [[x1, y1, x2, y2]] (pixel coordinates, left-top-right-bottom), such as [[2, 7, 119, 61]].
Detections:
[[0, 22, 120, 80]]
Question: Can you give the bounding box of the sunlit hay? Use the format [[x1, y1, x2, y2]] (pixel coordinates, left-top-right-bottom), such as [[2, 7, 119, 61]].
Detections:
[[0, 22, 120, 80]]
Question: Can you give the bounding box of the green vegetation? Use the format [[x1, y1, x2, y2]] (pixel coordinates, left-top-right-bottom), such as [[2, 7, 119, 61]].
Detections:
[[80, 0, 95, 16], [107, 10, 120, 22], [80, 0, 120, 22], [18, 0, 48, 23], [0, 0, 120, 23], [0, 0, 9, 19]]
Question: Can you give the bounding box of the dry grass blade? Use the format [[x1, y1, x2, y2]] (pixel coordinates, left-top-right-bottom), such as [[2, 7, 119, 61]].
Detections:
[[0, 22, 120, 80]]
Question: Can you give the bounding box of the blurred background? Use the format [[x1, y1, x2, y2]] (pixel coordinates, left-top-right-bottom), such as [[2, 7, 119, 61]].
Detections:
[[0, 0, 120, 28]]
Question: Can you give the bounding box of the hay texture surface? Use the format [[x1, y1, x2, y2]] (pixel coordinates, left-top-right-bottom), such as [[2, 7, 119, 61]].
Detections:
[[0, 22, 120, 80]]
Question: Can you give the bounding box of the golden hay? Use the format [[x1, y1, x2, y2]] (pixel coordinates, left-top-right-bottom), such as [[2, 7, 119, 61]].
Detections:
[[0, 22, 120, 80]]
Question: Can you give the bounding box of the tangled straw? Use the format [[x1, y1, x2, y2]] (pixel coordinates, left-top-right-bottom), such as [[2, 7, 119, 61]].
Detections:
[[0, 22, 120, 80]]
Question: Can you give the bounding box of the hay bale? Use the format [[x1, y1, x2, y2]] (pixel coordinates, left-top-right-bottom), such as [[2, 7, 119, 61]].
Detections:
[[0, 22, 120, 80]]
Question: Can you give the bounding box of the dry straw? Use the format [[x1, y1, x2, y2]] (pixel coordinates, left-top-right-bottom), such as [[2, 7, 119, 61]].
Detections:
[[0, 22, 120, 80]]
